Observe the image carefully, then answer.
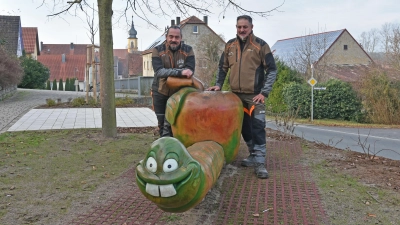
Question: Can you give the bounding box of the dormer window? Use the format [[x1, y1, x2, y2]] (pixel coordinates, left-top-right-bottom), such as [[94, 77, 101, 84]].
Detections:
[[193, 25, 198, 33]]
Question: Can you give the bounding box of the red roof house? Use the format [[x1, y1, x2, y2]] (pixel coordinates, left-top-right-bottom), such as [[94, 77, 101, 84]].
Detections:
[[22, 27, 40, 59]]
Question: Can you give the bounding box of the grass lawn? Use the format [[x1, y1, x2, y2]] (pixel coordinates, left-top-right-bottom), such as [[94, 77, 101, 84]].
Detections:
[[0, 129, 156, 224]]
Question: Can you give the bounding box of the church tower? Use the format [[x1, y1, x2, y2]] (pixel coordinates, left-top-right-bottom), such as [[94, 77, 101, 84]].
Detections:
[[127, 17, 138, 53]]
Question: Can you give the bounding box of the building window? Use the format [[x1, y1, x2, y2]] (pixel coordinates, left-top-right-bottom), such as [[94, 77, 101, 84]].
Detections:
[[193, 25, 198, 33], [143, 62, 145, 70], [344, 45, 348, 50]]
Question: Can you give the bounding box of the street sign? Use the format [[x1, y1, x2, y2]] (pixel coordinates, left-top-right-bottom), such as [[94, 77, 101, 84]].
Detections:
[[308, 78, 317, 86], [314, 87, 326, 90]]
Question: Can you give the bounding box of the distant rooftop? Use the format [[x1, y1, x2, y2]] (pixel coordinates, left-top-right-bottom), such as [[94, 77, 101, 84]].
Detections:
[[271, 29, 345, 65]]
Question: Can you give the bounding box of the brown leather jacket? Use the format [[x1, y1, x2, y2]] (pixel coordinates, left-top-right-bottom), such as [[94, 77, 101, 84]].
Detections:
[[216, 32, 277, 97], [151, 43, 195, 96]]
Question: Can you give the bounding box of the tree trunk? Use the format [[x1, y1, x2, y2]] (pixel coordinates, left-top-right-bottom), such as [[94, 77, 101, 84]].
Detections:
[[98, 0, 116, 137]]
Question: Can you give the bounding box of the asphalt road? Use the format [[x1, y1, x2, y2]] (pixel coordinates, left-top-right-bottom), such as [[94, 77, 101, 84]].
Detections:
[[266, 120, 400, 160]]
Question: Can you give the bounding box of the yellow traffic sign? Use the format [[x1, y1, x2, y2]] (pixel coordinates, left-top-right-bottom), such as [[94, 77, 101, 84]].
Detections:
[[308, 78, 317, 86]]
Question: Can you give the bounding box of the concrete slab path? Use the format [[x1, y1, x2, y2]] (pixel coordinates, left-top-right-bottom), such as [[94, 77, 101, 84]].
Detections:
[[7, 108, 157, 131]]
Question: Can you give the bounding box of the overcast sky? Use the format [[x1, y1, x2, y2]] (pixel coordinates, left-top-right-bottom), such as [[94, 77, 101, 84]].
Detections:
[[1, 0, 399, 50]]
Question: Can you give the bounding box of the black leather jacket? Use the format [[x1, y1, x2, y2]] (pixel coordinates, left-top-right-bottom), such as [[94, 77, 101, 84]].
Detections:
[[151, 43, 195, 96]]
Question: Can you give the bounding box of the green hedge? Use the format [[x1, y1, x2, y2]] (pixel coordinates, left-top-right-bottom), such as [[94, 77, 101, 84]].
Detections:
[[283, 79, 364, 122], [52, 79, 57, 91], [266, 60, 303, 112], [58, 78, 63, 91], [65, 78, 70, 91]]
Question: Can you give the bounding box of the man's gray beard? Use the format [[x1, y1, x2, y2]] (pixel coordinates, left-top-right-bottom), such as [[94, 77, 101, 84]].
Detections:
[[239, 36, 247, 42], [169, 45, 178, 51]]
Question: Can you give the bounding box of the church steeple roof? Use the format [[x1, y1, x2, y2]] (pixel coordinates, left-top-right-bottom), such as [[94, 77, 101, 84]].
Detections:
[[128, 17, 137, 39]]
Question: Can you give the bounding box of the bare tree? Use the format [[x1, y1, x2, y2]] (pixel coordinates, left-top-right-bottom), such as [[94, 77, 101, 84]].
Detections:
[[380, 23, 399, 53], [359, 28, 380, 53], [384, 25, 400, 73], [0, 46, 23, 91], [285, 29, 333, 81], [85, 4, 98, 45], [195, 33, 225, 87], [41, 0, 284, 138]]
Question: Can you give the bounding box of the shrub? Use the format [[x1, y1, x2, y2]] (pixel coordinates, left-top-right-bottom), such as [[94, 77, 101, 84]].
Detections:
[[52, 79, 57, 90], [313, 79, 364, 122], [46, 98, 56, 107], [71, 97, 86, 107], [58, 79, 63, 91], [283, 82, 311, 118], [358, 67, 400, 124], [18, 56, 50, 89], [283, 79, 364, 122], [87, 97, 99, 107], [115, 96, 133, 107], [46, 80, 51, 90], [65, 78, 70, 91], [210, 69, 231, 91], [266, 60, 304, 113], [0, 46, 23, 89]]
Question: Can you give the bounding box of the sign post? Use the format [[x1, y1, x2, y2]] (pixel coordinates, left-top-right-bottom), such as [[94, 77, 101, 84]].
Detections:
[[308, 64, 317, 122]]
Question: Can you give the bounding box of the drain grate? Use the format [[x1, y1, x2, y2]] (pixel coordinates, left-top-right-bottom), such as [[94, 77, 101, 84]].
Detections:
[[213, 141, 327, 225]]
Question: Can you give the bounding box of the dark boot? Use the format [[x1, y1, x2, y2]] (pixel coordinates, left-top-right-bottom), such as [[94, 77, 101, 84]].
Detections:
[[241, 154, 257, 167], [254, 163, 269, 179]]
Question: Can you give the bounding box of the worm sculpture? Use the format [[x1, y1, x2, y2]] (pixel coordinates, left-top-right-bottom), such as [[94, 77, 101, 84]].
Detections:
[[136, 87, 243, 213]]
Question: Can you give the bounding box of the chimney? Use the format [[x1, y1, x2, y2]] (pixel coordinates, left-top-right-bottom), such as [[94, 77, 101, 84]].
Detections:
[[171, 20, 175, 26], [176, 17, 180, 25], [40, 41, 43, 52], [203, 16, 208, 25], [62, 54, 66, 63], [70, 42, 74, 55]]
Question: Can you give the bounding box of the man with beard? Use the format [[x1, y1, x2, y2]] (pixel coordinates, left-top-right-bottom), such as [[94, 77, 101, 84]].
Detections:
[[207, 15, 277, 179], [151, 26, 195, 137]]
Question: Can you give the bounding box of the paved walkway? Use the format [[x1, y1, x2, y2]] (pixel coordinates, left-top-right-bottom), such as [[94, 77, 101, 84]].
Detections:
[[0, 89, 148, 133], [7, 108, 157, 131]]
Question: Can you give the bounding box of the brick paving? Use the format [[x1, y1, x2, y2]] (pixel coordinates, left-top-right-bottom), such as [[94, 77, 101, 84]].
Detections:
[[70, 140, 327, 225]]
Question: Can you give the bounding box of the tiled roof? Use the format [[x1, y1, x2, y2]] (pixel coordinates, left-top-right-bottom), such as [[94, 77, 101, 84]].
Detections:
[[0, 15, 21, 55], [143, 16, 207, 51], [144, 34, 166, 52], [128, 52, 143, 75], [113, 49, 128, 59], [180, 16, 206, 24], [37, 54, 86, 81], [22, 27, 39, 54], [326, 64, 400, 83], [271, 29, 345, 66], [40, 43, 89, 55]]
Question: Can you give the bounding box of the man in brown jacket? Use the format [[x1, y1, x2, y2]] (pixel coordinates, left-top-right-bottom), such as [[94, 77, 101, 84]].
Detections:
[[207, 15, 277, 179], [151, 26, 195, 137]]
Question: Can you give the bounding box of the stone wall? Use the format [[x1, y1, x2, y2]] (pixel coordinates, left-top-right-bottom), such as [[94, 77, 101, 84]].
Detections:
[[0, 85, 17, 101]]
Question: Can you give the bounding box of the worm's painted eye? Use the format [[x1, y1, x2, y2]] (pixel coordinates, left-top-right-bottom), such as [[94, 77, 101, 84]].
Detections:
[[146, 157, 157, 173], [163, 159, 178, 172]]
